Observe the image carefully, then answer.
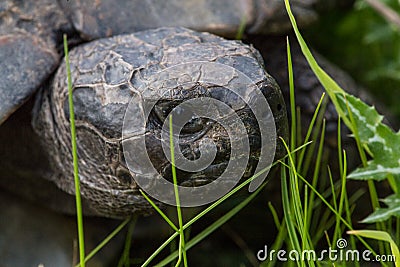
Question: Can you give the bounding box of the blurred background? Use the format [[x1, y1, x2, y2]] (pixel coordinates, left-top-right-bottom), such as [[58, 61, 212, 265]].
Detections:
[[307, 0, 400, 120]]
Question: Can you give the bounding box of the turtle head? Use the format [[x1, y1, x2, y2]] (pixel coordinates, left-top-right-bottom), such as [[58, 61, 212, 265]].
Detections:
[[33, 27, 287, 218]]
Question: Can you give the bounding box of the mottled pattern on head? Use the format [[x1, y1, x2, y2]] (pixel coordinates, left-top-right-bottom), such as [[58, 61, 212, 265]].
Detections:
[[32, 27, 287, 218]]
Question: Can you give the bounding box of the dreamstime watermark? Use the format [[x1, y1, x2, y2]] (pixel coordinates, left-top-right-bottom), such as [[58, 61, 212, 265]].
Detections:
[[257, 238, 396, 263], [122, 61, 277, 206]]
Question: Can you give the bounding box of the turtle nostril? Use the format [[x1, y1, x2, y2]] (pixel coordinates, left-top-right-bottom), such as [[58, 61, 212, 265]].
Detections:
[[116, 167, 133, 185], [277, 103, 283, 111]]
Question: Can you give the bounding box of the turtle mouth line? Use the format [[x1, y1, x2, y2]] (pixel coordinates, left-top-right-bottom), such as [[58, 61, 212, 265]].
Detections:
[[162, 162, 229, 187]]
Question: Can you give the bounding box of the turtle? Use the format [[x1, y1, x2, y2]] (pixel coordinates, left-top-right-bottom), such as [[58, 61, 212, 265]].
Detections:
[[0, 0, 382, 267], [0, 0, 310, 217], [0, 0, 362, 217], [0, 0, 370, 220], [0, 0, 380, 220]]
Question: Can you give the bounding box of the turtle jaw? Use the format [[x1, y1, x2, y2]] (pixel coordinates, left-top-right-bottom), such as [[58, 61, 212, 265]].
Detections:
[[159, 159, 261, 188], [161, 162, 229, 187], [145, 124, 263, 188]]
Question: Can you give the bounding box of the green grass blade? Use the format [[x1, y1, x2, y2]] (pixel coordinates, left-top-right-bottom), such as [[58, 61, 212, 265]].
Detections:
[[141, 232, 178, 267], [299, 97, 326, 177], [297, 93, 325, 169], [268, 202, 282, 230], [168, 115, 187, 267], [284, 0, 351, 129], [347, 230, 400, 266], [75, 218, 131, 267], [155, 182, 267, 266], [279, 160, 380, 259], [235, 15, 247, 40], [295, 108, 302, 152], [260, 218, 287, 267], [337, 117, 343, 179], [398, 218, 400, 252], [333, 150, 348, 246], [281, 139, 315, 267], [284, 1, 397, 256], [139, 189, 178, 232], [281, 167, 301, 267], [142, 144, 310, 266], [63, 34, 85, 267], [140, 165, 274, 266], [305, 120, 326, 232], [117, 218, 137, 267], [287, 37, 296, 153]]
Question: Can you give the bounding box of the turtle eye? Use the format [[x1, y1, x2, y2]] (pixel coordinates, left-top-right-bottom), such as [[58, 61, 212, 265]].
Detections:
[[154, 101, 177, 124], [181, 117, 207, 134], [154, 101, 207, 134]]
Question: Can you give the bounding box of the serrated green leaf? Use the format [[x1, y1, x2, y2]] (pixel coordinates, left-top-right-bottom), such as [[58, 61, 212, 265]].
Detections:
[[347, 163, 396, 180], [362, 206, 400, 223], [362, 194, 400, 223], [381, 194, 400, 205], [336, 93, 383, 143], [336, 94, 400, 183], [347, 162, 400, 181]]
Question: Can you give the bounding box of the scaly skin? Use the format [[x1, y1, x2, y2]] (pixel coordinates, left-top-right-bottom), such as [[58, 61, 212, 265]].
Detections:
[[32, 27, 288, 218]]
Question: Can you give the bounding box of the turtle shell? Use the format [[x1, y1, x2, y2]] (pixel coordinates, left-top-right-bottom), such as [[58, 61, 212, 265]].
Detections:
[[60, 0, 320, 40], [0, 0, 75, 124]]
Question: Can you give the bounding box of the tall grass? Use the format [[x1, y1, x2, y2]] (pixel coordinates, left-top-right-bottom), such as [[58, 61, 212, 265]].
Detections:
[[261, 38, 357, 267], [64, 34, 85, 267], [63, 2, 400, 263], [283, 0, 399, 265]]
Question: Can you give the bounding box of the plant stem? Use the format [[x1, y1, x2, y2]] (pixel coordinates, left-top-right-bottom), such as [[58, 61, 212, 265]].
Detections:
[[169, 115, 187, 267], [64, 34, 85, 267]]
